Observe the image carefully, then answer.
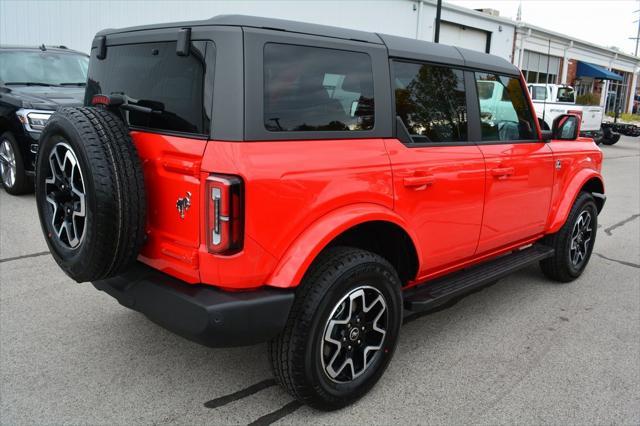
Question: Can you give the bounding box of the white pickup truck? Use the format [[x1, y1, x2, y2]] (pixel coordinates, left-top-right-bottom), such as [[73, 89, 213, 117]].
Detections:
[[527, 83, 603, 138]]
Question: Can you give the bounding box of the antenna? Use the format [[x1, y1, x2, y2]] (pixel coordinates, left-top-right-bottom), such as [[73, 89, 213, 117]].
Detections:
[[542, 39, 551, 125]]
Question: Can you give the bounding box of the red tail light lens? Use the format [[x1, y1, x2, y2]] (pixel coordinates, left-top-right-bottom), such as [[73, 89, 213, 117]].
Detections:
[[206, 174, 244, 254], [91, 94, 111, 106]]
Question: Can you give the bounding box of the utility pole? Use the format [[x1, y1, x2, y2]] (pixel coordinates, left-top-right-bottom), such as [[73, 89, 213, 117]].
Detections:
[[631, 5, 640, 56], [434, 0, 442, 43]]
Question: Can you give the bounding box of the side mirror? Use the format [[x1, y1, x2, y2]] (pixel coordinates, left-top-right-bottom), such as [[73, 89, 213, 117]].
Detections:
[[541, 130, 553, 142], [552, 114, 580, 141]]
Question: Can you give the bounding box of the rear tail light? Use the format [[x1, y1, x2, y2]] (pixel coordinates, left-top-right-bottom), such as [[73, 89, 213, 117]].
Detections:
[[91, 94, 111, 106], [206, 174, 244, 254]]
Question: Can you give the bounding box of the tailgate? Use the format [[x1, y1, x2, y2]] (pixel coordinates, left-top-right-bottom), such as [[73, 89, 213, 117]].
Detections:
[[132, 131, 206, 283]]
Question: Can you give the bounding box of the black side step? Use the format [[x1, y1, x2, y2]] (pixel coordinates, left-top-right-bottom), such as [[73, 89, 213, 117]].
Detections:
[[403, 244, 554, 312]]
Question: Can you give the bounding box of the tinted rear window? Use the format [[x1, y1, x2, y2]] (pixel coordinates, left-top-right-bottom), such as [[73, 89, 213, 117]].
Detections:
[[85, 41, 211, 135], [263, 43, 374, 132]]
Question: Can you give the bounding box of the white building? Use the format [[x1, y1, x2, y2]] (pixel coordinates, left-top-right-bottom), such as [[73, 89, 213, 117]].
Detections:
[[1, 0, 637, 112], [514, 23, 638, 114]]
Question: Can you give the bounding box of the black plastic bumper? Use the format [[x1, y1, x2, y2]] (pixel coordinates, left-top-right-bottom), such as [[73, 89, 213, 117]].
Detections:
[[92, 263, 295, 347], [580, 130, 602, 138]]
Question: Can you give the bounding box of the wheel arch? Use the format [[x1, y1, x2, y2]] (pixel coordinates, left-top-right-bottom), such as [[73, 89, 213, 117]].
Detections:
[[547, 172, 605, 234], [265, 203, 421, 288]]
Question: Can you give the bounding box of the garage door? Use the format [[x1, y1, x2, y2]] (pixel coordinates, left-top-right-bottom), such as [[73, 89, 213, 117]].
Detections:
[[439, 21, 489, 53]]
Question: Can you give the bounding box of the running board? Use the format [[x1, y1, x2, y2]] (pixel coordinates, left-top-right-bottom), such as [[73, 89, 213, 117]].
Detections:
[[403, 244, 554, 312]]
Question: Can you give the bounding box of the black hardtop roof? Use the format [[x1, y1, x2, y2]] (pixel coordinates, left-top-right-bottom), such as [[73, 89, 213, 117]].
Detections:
[[96, 14, 382, 44], [376, 34, 518, 76], [95, 14, 519, 76]]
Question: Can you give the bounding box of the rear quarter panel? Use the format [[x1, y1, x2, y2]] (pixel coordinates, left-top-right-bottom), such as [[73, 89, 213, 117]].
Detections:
[[546, 137, 604, 233], [199, 138, 394, 288]]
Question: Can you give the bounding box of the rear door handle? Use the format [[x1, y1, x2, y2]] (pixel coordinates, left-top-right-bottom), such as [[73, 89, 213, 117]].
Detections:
[[403, 174, 435, 188], [490, 167, 515, 178]]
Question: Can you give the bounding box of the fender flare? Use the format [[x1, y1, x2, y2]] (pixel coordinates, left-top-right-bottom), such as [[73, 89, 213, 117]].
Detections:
[[265, 203, 421, 288], [547, 170, 605, 234]]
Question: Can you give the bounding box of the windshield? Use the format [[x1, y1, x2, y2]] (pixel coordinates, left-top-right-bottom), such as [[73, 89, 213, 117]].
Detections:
[[0, 50, 89, 86], [556, 87, 575, 103]]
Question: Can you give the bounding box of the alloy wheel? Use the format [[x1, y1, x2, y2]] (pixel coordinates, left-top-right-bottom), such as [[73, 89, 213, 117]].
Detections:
[[321, 285, 388, 383], [570, 210, 593, 268], [0, 139, 17, 188], [44, 142, 87, 249]]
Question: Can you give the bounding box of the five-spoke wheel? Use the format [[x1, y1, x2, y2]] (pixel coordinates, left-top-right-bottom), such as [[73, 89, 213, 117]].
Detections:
[[0, 138, 16, 189], [0, 131, 32, 195], [540, 191, 598, 282], [270, 247, 402, 410], [570, 210, 593, 268], [321, 286, 388, 383]]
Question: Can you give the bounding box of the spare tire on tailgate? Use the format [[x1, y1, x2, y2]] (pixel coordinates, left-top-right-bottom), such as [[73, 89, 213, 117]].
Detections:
[[36, 107, 146, 282]]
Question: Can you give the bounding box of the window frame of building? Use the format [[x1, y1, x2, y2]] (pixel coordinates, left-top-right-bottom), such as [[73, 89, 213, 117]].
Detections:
[[605, 70, 630, 115], [521, 50, 560, 85]]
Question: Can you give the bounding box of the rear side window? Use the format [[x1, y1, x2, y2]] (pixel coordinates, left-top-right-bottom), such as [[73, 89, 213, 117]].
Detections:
[[393, 61, 467, 143], [556, 86, 575, 102], [85, 41, 211, 135], [263, 43, 374, 132], [475, 73, 536, 141]]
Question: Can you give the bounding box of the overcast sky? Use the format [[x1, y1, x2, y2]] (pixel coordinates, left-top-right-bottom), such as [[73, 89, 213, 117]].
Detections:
[[447, 0, 638, 55]]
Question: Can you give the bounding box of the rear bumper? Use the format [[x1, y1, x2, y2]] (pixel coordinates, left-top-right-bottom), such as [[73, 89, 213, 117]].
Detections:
[[92, 263, 295, 347]]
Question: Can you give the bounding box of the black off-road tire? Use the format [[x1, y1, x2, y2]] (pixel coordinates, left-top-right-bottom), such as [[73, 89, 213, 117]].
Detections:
[[0, 131, 33, 195], [602, 133, 621, 145], [36, 107, 146, 282], [540, 192, 598, 282], [269, 247, 402, 410]]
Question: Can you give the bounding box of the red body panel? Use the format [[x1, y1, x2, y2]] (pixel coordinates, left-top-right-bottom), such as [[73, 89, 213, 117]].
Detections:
[[476, 142, 555, 253], [383, 138, 486, 276], [545, 137, 604, 233], [131, 131, 206, 283], [198, 138, 394, 289], [132, 130, 602, 290]]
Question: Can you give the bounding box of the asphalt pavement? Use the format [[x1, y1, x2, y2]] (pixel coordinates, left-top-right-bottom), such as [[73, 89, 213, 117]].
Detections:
[[1, 136, 639, 425]]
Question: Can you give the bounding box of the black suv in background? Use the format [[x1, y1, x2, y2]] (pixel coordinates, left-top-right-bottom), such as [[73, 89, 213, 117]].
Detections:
[[0, 45, 88, 194]]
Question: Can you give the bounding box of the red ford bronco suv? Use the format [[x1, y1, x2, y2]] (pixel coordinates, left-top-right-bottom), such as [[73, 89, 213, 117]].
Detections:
[[35, 16, 605, 410]]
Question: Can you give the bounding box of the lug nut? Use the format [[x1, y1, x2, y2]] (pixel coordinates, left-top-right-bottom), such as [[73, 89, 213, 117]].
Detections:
[[356, 318, 360, 323], [357, 340, 361, 344], [342, 337, 346, 342], [361, 326, 365, 331], [348, 345, 352, 350]]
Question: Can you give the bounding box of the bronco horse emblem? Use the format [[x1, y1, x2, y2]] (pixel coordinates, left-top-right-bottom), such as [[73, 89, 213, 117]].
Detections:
[[176, 191, 192, 219]]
